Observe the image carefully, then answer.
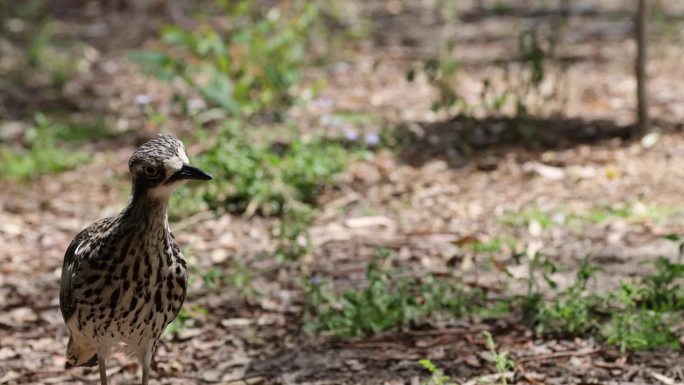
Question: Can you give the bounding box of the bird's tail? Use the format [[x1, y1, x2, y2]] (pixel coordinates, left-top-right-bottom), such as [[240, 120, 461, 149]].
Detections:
[[65, 335, 98, 368]]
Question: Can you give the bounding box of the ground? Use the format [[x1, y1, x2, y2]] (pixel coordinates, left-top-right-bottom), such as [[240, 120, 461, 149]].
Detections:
[[2, 1, 684, 384]]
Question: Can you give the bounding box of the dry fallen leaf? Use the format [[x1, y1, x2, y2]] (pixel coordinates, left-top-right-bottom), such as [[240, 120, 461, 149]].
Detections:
[[522, 161, 565, 180]]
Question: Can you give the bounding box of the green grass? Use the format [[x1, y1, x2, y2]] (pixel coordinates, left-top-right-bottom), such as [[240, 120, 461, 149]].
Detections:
[[225, 261, 257, 299], [130, 0, 322, 121], [187, 257, 257, 299], [500, 203, 678, 230], [128, 0, 367, 262], [602, 308, 679, 352], [171, 122, 365, 260], [174, 124, 353, 218], [528, 251, 684, 352], [52, 118, 113, 143], [302, 236, 684, 352], [570, 204, 676, 225], [25, 21, 78, 91], [499, 208, 554, 228], [418, 359, 457, 385], [304, 250, 484, 337], [418, 333, 515, 385], [532, 257, 601, 336], [2, 13, 85, 96], [407, 24, 557, 118], [0, 114, 93, 180], [163, 305, 210, 338], [483, 331, 516, 385], [470, 237, 516, 254]]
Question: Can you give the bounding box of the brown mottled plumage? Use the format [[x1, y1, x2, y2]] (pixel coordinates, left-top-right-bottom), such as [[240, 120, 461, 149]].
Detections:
[[60, 134, 212, 385]]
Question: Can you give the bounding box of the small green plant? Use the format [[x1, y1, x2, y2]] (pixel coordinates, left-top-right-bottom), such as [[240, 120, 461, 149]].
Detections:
[[500, 203, 674, 231], [180, 124, 350, 217], [482, 331, 515, 385], [511, 29, 548, 117], [25, 21, 76, 91], [602, 307, 678, 352], [477, 299, 514, 319], [188, 259, 257, 298], [520, 251, 558, 319], [2, 9, 89, 98], [499, 208, 553, 229], [0, 0, 48, 21], [598, 252, 684, 353], [534, 257, 601, 336], [418, 359, 457, 385], [226, 261, 256, 299], [273, 207, 314, 261], [304, 251, 482, 336], [163, 305, 210, 337], [199, 267, 223, 290], [304, 262, 422, 336], [406, 39, 462, 114], [470, 236, 516, 255], [524, 250, 683, 352], [491, 1, 514, 14], [409, 26, 567, 120], [0, 114, 90, 180], [616, 307, 677, 352], [164, 307, 193, 337], [130, 0, 321, 120], [170, 123, 356, 260], [573, 204, 635, 223], [638, 257, 684, 311]]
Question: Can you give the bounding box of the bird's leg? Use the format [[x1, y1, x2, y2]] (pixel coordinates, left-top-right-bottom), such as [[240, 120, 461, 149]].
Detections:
[[98, 353, 107, 385], [142, 363, 149, 385], [139, 345, 154, 385]]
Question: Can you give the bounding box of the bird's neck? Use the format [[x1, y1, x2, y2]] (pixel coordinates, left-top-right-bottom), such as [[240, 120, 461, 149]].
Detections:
[[123, 189, 170, 232]]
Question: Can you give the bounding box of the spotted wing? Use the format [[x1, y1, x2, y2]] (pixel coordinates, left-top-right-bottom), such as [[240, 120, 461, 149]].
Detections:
[[59, 218, 114, 322]]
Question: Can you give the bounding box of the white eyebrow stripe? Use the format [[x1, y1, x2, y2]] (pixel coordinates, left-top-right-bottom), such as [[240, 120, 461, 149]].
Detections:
[[178, 148, 190, 164], [163, 158, 184, 172]]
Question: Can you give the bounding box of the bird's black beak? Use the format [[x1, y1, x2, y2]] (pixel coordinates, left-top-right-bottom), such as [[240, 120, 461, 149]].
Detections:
[[176, 164, 213, 181]]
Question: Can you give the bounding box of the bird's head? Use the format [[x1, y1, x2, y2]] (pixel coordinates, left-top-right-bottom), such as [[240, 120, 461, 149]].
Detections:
[[128, 134, 212, 200]]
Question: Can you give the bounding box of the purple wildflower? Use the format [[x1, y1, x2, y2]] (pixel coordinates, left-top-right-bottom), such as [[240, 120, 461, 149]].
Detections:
[[364, 132, 380, 146], [344, 127, 359, 142], [315, 97, 335, 109], [134, 94, 152, 106]]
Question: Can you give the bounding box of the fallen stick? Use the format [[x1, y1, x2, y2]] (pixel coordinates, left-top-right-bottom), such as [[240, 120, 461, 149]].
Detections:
[[517, 346, 601, 363]]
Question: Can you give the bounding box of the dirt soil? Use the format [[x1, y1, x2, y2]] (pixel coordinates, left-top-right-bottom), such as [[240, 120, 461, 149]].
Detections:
[[2, 1, 684, 384]]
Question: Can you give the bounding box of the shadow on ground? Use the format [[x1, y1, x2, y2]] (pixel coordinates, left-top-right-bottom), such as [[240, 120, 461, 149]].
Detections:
[[396, 115, 680, 168]]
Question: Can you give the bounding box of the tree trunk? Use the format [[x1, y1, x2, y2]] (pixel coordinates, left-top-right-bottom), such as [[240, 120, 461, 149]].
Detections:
[[635, 0, 649, 135]]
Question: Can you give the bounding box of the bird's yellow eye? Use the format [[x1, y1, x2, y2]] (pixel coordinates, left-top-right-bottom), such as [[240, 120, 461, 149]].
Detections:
[[143, 166, 158, 177]]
